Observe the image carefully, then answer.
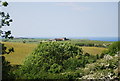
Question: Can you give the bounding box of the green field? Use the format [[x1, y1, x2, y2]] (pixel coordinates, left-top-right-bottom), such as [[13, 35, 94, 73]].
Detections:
[[2, 42, 38, 65], [70, 39, 113, 44], [82, 47, 107, 55], [2, 39, 109, 65]]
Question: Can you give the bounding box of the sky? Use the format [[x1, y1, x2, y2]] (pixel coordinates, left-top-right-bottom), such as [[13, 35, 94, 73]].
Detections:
[[2, 2, 118, 38], [5, 0, 120, 2]]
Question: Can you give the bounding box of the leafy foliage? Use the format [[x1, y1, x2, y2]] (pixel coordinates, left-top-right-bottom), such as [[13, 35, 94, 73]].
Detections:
[[0, 1, 13, 39], [2, 1, 8, 6], [103, 41, 120, 56], [1, 56, 13, 79], [108, 41, 120, 55], [15, 42, 99, 79], [0, 1, 14, 80]]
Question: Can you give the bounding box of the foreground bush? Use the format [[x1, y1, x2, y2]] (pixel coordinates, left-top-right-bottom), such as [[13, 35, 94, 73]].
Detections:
[[14, 42, 83, 79]]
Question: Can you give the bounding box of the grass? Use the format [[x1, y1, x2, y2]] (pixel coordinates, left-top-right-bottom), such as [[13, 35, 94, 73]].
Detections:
[[2, 42, 38, 65], [82, 47, 107, 55]]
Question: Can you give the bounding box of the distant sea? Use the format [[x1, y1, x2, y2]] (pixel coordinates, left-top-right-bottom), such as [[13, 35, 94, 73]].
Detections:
[[69, 37, 119, 41]]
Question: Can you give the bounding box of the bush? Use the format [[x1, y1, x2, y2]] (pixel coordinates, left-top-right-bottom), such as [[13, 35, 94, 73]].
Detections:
[[1, 56, 15, 79], [15, 42, 83, 79], [108, 41, 120, 56], [48, 63, 62, 73], [102, 41, 120, 56], [63, 57, 81, 70]]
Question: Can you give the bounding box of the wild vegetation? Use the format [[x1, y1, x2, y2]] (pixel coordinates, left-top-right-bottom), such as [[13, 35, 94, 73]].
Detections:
[[5, 41, 118, 80]]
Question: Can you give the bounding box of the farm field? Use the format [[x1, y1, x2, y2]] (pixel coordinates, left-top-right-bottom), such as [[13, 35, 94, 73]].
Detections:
[[2, 42, 38, 65], [82, 47, 107, 55], [2, 40, 108, 65], [70, 39, 112, 44]]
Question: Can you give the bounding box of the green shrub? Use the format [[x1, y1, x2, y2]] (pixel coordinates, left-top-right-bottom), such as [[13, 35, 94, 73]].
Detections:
[[102, 41, 120, 56], [1, 56, 15, 79], [48, 63, 62, 73], [108, 41, 120, 55], [15, 42, 83, 79]]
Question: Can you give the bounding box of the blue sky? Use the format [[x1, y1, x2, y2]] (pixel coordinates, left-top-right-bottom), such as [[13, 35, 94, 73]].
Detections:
[[2, 2, 118, 38]]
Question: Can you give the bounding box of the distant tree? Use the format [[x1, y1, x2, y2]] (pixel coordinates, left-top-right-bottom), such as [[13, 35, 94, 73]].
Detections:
[[100, 53, 105, 58], [96, 54, 99, 59], [23, 40, 26, 43], [84, 53, 90, 57]]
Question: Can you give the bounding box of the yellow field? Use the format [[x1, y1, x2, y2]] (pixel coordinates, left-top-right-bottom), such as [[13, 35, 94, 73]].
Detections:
[[2, 42, 38, 65], [1, 42, 107, 65], [82, 47, 107, 55]]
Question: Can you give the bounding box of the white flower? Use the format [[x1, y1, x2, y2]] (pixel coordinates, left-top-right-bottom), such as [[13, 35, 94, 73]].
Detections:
[[104, 55, 113, 60], [114, 54, 118, 57]]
